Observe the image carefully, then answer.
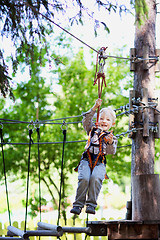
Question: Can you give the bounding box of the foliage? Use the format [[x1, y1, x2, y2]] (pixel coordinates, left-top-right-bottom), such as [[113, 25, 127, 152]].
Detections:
[[22, 194, 48, 218], [0, 41, 133, 220], [0, 54, 15, 100], [0, 0, 148, 99], [133, 0, 149, 25]]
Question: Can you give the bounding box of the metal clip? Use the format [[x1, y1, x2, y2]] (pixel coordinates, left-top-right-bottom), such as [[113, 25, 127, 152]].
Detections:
[[28, 120, 35, 130], [98, 47, 108, 73], [35, 119, 40, 129], [61, 121, 68, 131]]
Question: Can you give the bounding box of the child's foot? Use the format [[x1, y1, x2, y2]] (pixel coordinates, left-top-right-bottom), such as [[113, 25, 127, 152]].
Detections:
[[70, 206, 82, 215], [86, 206, 95, 214]]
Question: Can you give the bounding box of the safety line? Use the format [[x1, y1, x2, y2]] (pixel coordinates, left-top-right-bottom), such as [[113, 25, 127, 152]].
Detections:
[[2, 103, 158, 126], [0, 104, 133, 125], [0, 140, 131, 149], [0, 140, 87, 145]]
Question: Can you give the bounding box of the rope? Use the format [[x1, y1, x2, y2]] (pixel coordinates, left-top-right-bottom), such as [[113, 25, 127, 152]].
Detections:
[[24, 128, 33, 232], [0, 140, 87, 145], [57, 128, 67, 226], [0, 128, 12, 226], [0, 139, 132, 147], [36, 127, 42, 223], [93, 47, 107, 127]]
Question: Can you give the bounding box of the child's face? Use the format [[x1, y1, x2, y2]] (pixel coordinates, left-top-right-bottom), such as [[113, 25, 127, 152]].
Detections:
[[99, 111, 115, 131]]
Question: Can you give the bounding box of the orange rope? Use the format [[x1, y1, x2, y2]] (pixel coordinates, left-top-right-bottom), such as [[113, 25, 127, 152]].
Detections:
[[93, 47, 107, 127], [94, 72, 107, 127]]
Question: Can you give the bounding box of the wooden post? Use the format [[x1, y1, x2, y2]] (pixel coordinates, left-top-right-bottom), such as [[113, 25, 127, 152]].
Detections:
[[154, 90, 160, 139], [132, 174, 160, 220], [131, 0, 160, 221]]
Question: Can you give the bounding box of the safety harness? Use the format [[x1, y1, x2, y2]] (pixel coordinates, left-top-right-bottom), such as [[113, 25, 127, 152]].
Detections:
[[75, 127, 110, 179]]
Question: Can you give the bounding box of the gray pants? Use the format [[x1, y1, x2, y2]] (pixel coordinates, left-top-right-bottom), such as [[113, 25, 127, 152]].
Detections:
[[73, 160, 106, 209]]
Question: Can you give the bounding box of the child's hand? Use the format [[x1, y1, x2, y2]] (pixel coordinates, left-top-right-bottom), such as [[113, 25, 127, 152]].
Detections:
[[106, 131, 113, 144], [92, 98, 102, 111]]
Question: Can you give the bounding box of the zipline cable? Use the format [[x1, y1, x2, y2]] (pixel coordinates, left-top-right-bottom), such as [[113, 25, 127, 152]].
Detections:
[[24, 128, 33, 232], [0, 127, 12, 226]]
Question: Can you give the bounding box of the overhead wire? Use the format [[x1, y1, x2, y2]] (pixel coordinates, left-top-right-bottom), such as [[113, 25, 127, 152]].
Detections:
[[23, 1, 98, 54], [23, 1, 132, 61]]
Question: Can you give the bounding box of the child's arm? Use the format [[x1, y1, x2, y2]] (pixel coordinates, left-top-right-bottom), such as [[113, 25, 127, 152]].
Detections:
[[105, 134, 117, 155], [92, 98, 102, 111], [82, 98, 102, 135]]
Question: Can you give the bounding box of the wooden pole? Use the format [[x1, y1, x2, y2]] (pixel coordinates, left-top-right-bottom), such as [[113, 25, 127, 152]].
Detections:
[[131, 0, 160, 220]]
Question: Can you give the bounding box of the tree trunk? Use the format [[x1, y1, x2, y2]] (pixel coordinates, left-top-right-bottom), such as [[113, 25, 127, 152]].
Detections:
[[132, 0, 156, 176], [131, 0, 160, 220]]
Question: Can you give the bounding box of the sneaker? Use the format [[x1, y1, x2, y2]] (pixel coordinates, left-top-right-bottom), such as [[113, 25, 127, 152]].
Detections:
[[86, 206, 95, 214], [70, 206, 82, 215]]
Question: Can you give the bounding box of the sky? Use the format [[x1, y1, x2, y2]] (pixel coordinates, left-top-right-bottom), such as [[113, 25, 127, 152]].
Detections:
[[55, 0, 160, 61], [1, 0, 160, 108], [2, 1, 160, 82]]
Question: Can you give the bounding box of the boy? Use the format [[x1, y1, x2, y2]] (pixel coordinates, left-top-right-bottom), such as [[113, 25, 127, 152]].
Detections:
[[70, 98, 117, 215]]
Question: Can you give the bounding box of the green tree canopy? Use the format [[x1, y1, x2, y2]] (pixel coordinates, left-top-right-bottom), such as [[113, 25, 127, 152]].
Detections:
[[0, 43, 133, 221]]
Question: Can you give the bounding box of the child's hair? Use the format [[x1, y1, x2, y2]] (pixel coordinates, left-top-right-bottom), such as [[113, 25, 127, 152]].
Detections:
[[100, 107, 116, 123]]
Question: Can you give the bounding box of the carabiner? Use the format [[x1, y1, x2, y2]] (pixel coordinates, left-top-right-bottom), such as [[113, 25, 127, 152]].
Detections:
[[28, 120, 35, 130], [61, 120, 68, 131]]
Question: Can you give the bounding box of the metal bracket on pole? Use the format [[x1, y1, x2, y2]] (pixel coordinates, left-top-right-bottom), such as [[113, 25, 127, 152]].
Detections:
[[128, 89, 135, 138], [142, 88, 149, 137], [154, 90, 160, 138], [130, 48, 136, 71], [155, 49, 160, 72]]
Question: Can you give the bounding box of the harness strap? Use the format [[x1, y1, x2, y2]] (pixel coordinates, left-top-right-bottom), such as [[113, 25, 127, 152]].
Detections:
[[87, 131, 110, 179], [87, 135, 105, 171]]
